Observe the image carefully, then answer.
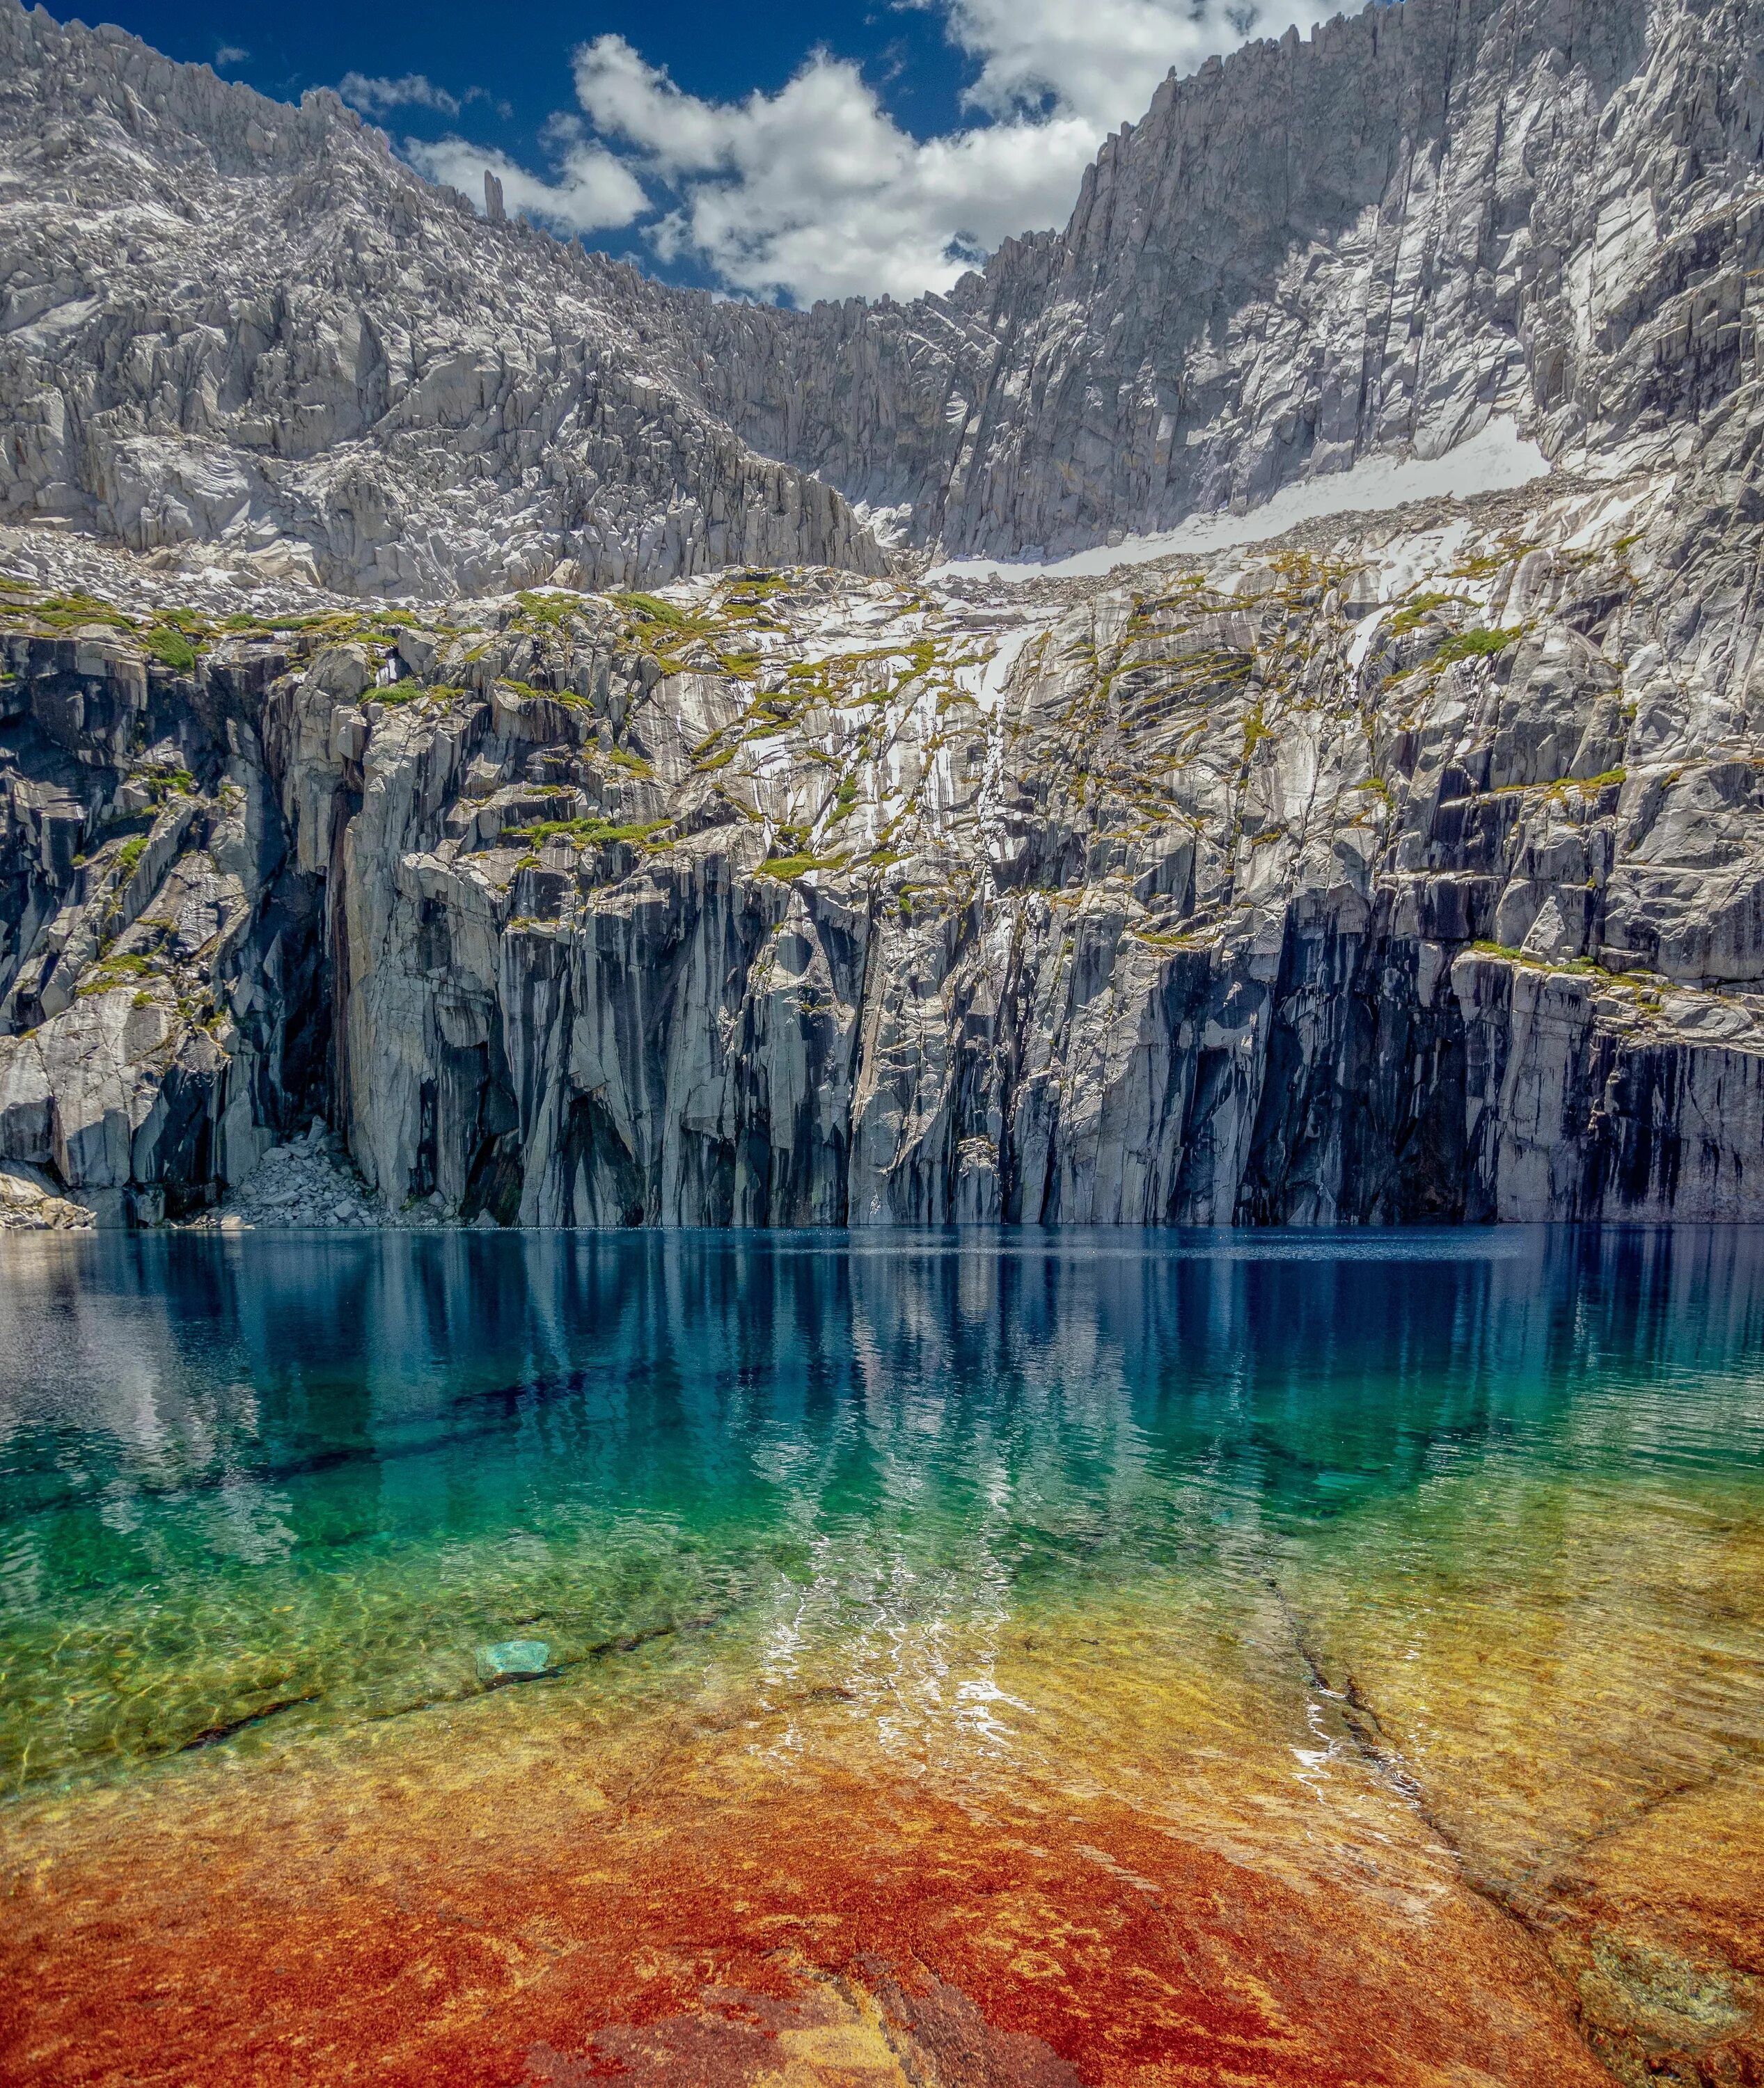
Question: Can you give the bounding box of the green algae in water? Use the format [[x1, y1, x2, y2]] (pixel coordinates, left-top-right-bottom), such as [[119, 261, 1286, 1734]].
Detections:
[[1, 1228, 1763, 1801]]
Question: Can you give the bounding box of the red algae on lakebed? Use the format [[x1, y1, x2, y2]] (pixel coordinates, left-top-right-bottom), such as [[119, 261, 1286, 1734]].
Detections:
[[0, 1612, 1636, 2088]]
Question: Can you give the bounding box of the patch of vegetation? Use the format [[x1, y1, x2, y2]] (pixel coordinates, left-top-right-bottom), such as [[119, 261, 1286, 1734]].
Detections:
[[1434, 626, 1523, 666], [114, 835, 149, 880], [759, 853, 849, 880], [496, 677, 569, 706], [1451, 540, 1539, 582], [1131, 928, 1211, 949], [0, 592, 136, 633], [1467, 940, 1645, 985], [514, 591, 585, 632], [1482, 765, 1630, 807], [77, 951, 156, 997], [1387, 590, 1466, 637], [615, 591, 690, 628], [760, 821, 846, 880], [143, 625, 198, 674], [502, 815, 672, 848]]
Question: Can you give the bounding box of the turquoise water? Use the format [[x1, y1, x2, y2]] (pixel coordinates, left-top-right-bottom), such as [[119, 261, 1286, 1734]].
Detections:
[[3, 1226, 1763, 1805]]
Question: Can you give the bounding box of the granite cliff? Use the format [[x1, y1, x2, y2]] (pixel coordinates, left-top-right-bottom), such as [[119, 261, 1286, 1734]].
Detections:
[[5, 0, 1764, 1233]]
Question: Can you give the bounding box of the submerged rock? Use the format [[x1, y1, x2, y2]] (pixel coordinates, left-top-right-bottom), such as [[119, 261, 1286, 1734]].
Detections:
[[476, 1640, 552, 1685]]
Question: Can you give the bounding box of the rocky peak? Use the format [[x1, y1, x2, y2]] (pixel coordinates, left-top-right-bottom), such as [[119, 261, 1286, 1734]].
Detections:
[[0, 0, 887, 597], [704, 0, 1763, 560]]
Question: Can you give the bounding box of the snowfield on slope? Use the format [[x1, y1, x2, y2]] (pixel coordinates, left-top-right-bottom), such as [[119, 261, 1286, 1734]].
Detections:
[[928, 420, 1553, 583]]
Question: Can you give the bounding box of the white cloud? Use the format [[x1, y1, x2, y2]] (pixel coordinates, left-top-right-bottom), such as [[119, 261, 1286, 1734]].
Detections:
[[398, 0, 1362, 303], [340, 72, 462, 119], [402, 134, 647, 236], [573, 35, 1095, 302], [569, 1, 1357, 303], [943, 0, 1342, 125], [214, 44, 249, 68]]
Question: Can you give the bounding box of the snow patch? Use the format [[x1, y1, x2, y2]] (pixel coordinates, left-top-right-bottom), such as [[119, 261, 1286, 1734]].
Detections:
[[1561, 485, 1651, 552], [1373, 519, 1473, 606], [975, 623, 1048, 711], [929, 420, 1552, 584], [1346, 606, 1391, 674]]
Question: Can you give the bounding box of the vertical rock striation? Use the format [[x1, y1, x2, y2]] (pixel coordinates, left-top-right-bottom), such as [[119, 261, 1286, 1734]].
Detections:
[[6, 0, 1764, 1228]]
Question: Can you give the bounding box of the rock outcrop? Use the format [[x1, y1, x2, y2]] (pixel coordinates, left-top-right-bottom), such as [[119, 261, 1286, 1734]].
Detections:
[[0, 1, 885, 599], [9, 0, 1763, 585], [9, 433, 1764, 1228], [6, 0, 1764, 1228]]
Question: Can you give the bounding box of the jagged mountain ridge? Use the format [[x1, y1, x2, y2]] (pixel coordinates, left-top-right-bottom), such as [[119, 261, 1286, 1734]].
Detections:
[[6, 0, 1763, 592], [0, 0, 885, 599], [707, 0, 1747, 557]]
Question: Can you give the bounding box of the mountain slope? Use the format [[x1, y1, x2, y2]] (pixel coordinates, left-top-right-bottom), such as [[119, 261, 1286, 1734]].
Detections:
[[4, 0, 1764, 1283], [9, 0, 1764, 590], [707, 0, 1761, 558], [0, 0, 884, 596]]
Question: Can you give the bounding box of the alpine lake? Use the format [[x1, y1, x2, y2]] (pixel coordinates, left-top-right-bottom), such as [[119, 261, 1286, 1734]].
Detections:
[[2, 1228, 1761, 2086]]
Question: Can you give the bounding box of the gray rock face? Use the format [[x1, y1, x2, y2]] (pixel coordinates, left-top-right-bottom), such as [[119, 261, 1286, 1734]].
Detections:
[[704, 0, 1759, 559], [0, 1, 885, 599], [9, 0, 1763, 587], [6, 0, 1764, 1229], [0, 1155, 91, 1228], [8, 427, 1764, 1229]]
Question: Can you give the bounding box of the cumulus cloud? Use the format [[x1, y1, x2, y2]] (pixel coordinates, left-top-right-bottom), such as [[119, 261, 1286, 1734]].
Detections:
[[402, 134, 647, 236], [572, 0, 1355, 302], [399, 0, 1362, 302], [214, 44, 249, 68], [340, 72, 463, 119], [573, 36, 1096, 302], [941, 0, 1343, 125]]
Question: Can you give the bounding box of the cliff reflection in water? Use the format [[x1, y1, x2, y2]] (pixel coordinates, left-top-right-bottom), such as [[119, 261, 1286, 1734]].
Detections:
[[6, 1226, 1764, 1509]]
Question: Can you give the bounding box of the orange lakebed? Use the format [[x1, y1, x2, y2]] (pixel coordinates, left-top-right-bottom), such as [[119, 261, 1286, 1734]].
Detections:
[[7, 1559, 1761, 2088]]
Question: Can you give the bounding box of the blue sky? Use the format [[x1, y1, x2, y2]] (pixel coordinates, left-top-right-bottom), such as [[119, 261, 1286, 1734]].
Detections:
[[90, 1, 1361, 304]]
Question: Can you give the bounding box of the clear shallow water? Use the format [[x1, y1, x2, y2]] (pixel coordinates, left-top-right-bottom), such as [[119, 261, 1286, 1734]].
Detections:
[[3, 1225, 1761, 1799], [4, 1228, 1764, 2087]]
